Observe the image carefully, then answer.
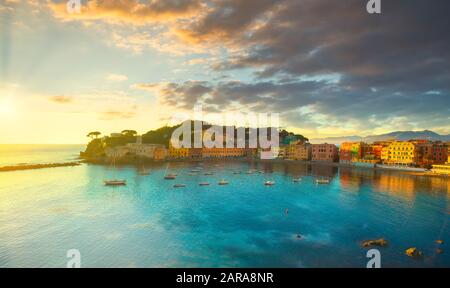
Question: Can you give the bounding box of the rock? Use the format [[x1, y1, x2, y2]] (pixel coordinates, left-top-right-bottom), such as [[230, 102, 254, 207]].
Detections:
[[435, 240, 444, 245], [362, 238, 388, 248], [436, 248, 443, 254], [296, 234, 302, 239], [405, 247, 423, 259]]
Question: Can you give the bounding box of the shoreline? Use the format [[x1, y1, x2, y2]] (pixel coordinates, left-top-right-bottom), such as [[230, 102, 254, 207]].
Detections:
[[2, 156, 447, 179]]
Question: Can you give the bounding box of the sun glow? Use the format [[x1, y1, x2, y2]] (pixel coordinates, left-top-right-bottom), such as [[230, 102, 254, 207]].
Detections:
[[0, 98, 15, 117]]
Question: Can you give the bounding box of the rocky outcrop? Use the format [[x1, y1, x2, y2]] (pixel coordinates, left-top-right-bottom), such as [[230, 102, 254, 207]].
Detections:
[[405, 247, 423, 259], [362, 238, 388, 247]]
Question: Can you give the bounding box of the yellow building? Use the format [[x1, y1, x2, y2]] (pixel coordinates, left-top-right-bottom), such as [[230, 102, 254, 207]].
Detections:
[[287, 143, 311, 160], [154, 147, 168, 160], [384, 141, 418, 165], [168, 142, 190, 158]]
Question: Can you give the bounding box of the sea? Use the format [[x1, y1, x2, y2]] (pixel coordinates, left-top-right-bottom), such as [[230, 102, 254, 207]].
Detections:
[[0, 145, 448, 267]]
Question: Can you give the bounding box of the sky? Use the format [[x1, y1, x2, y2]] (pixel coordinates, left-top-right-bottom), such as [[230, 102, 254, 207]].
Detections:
[[0, 0, 449, 144]]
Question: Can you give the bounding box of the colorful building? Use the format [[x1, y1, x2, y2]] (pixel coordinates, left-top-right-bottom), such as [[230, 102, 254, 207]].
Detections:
[[339, 142, 354, 163], [312, 144, 338, 162], [287, 143, 311, 161], [154, 147, 168, 160], [202, 147, 246, 158], [384, 141, 419, 165], [168, 141, 190, 158]]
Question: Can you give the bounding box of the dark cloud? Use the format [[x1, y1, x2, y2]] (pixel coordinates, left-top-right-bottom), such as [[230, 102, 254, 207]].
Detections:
[[175, 0, 450, 132]]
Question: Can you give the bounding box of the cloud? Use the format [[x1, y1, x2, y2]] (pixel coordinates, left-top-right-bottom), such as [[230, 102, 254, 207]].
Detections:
[[48, 0, 204, 24], [100, 109, 136, 120], [44, 0, 450, 135], [139, 77, 450, 135], [106, 73, 128, 82], [49, 95, 73, 104]]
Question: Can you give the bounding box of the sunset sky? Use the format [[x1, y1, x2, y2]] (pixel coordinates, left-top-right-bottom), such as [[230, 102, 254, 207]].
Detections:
[[0, 0, 449, 144]]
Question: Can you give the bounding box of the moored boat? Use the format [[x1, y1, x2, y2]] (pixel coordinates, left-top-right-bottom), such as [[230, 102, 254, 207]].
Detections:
[[104, 180, 127, 186], [173, 184, 186, 188], [264, 181, 275, 186], [199, 182, 210, 186], [316, 179, 330, 184], [218, 180, 229, 185], [164, 174, 177, 180]]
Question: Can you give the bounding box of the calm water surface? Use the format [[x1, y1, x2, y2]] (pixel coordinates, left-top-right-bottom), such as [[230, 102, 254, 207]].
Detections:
[[0, 148, 448, 267], [0, 144, 84, 166]]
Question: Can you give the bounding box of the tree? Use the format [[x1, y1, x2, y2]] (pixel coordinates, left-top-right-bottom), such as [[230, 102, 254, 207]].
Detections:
[[87, 131, 101, 140], [121, 130, 138, 137]]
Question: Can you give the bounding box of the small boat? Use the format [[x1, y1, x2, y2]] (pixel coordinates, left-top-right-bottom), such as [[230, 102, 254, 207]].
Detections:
[[245, 171, 254, 175], [173, 184, 186, 188], [233, 171, 241, 175], [316, 179, 330, 184], [104, 180, 127, 186], [199, 182, 210, 186], [104, 155, 126, 186], [264, 181, 275, 186], [190, 169, 200, 173], [218, 180, 229, 185], [204, 172, 214, 176], [188, 172, 198, 176], [293, 178, 302, 182], [164, 174, 177, 180]]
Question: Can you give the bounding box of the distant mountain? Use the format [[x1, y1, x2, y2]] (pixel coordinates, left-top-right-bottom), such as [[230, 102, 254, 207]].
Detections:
[[310, 130, 450, 145]]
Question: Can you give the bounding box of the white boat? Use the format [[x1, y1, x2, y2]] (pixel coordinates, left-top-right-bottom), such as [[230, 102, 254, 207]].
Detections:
[[293, 178, 302, 182], [316, 179, 330, 184], [218, 180, 229, 185], [264, 181, 275, 186], [173, 184, 186, 188], [104, 180, 127, 186], [204, 172, 214, 176], [104, 154, 126, 186]]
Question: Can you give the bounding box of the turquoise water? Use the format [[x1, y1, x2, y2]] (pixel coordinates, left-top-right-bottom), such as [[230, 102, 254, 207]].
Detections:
[[0, 156, 449, 267]]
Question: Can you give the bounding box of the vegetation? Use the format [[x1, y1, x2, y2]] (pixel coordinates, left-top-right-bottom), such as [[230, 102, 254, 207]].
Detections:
[[87, 131, 101, 140], [81, 121, 309, 158]]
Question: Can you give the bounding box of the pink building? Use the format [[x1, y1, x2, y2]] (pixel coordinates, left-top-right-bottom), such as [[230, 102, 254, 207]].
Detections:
[[312, 144, 338, 162]]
